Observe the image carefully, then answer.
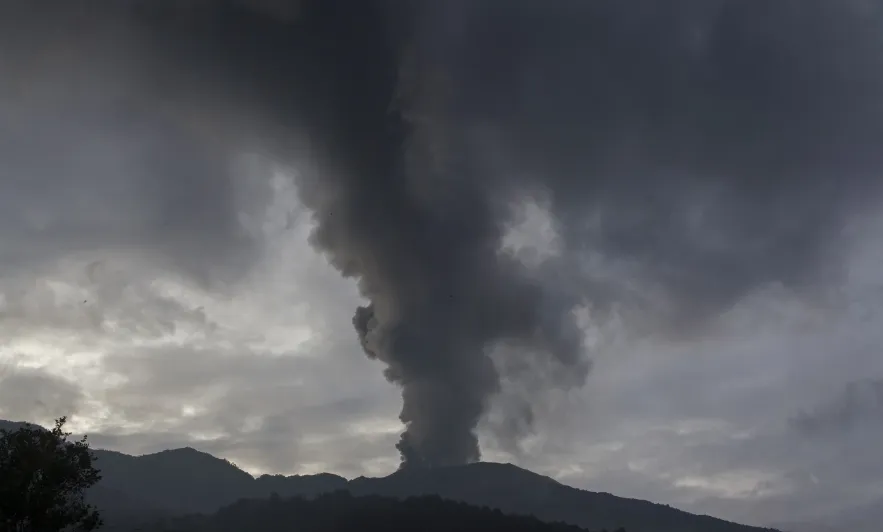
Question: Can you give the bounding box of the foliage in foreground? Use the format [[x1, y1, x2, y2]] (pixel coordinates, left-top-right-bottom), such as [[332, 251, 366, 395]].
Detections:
[[0, 417, 103, 532]]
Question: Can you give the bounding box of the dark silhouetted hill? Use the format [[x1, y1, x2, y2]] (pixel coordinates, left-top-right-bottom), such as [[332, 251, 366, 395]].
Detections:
[[350, 462, 777, 532], [0, 420, 346, 522], [132, 491, 602, 532], [92, 447, 347, 518], [0, 419, 777, 532]]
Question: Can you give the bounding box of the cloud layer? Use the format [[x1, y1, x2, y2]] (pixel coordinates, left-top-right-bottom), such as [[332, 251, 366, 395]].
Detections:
[[2, 0, 883, 527]]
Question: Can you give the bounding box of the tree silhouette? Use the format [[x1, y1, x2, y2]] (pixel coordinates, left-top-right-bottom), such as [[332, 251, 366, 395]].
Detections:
[[0, 417, 103, 532]]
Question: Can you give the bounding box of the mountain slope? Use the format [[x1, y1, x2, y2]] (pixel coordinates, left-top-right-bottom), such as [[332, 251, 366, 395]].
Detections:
[[139, 491, 600, 532], [0, 420, 347, 518], [350, 462, 776, 532], [93, 447, 348, 515], [0, 419, 775, 532], [95, 447, 256, 513]]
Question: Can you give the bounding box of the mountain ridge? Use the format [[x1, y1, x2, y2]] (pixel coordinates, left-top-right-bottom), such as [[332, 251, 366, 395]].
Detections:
[[0, 419, 777, 532]]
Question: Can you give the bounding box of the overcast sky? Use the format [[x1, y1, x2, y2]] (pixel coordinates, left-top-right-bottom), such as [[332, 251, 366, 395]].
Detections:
[[2, 1, 883, 529]]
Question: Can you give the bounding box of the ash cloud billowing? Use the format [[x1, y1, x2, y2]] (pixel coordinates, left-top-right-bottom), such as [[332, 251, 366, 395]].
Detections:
[[4, 0, 883, 468]]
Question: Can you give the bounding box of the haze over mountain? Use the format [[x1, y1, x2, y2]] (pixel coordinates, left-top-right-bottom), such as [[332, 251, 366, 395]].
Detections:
[[772, 500, 883, 532], [2, 1, 883, 530]]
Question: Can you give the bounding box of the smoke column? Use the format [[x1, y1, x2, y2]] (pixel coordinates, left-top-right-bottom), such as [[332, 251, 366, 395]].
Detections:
[[282, 0, 588, 467], [4, 0, 883, 468], [295, 0, 883, 467]]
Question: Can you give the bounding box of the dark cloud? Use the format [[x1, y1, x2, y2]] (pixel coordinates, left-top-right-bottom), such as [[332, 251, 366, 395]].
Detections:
[[432, 0, 883, 334], [0, 0, 268, 285], [301, 0, 883, 466], [288, 0, 592, 467], [0, 366, 84, 423], [0, 263, 215, 338], [4, 0, 883, 472], [790, 378, 883, 437]]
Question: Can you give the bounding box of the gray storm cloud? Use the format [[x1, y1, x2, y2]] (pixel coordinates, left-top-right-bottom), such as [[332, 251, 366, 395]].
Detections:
[[791, 379, 883, 437], [3, 0, 883, 468]]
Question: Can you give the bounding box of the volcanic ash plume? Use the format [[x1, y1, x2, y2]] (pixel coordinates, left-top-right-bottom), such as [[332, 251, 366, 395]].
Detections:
[[6, 0, 883, 469], [301, 0, 883, 468], [296, 2, 588, 468]]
